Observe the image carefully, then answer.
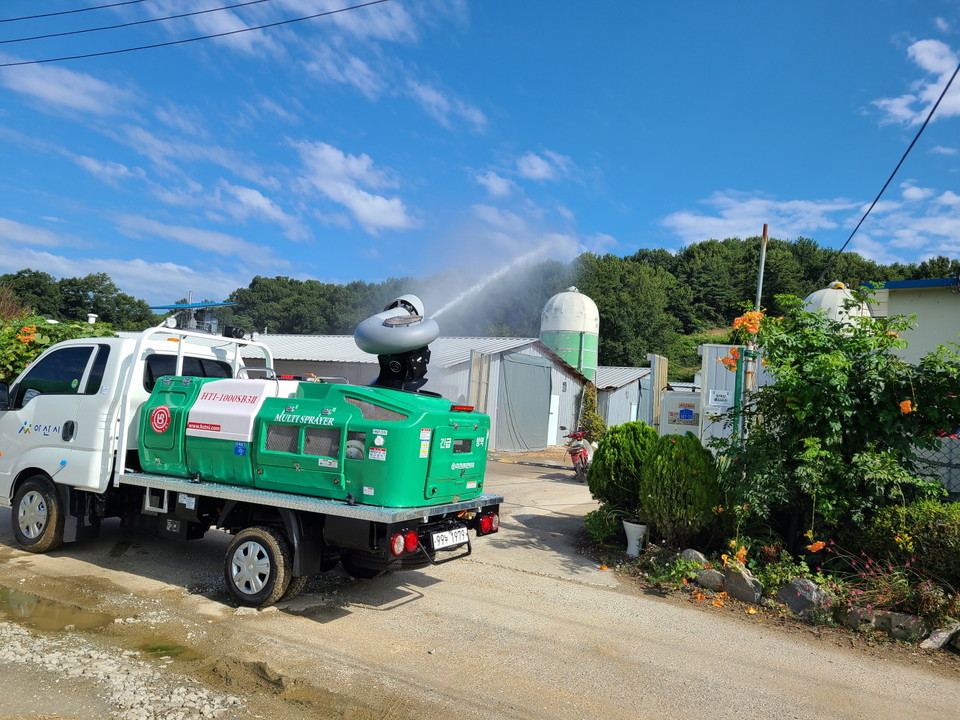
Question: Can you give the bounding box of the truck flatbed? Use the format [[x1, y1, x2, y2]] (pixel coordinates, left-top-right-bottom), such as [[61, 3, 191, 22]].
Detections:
[[119, 471, 504, 523]]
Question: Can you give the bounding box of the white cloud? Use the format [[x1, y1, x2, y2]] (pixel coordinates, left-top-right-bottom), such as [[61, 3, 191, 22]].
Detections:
[[0, 61, 134, 116], [72, 155, 146, 187], [116, 126, 279, 189], [901, 183, 935, 201], [662, 189, 960, 266], [0, 217, 69, 247], [114, 215, 290, 268], [295, 141, 416, 234], [931, 145, 957, 155], [936, 190, 960, 206], [406, 80, 487, 131], [661, 191, 856, 246], [515, 150, 573, 182], [304, 44, 385, 99], [216, 182, 310, 241], [474, 170, 514, 197], [873, 40, 960, 124], [935, 17, 950, 33]]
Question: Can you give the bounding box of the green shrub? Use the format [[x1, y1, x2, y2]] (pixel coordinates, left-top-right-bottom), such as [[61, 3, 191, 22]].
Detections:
[[587, 421, 658, 516], [861, 499, 960, 588], [583, 505, 625, 545], [580, 382, 606, 443], [640, 433, 720, 547]]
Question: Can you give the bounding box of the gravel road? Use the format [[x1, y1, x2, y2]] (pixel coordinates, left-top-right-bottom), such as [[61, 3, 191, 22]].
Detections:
[[1, 462, 958, 720]]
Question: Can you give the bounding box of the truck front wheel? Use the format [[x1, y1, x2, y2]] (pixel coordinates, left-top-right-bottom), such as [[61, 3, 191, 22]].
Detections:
[[12, 476, 64, 553], [224, 526, 292, 608]]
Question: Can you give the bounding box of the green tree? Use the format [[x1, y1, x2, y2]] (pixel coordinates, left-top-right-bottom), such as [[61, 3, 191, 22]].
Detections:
[[0, 269, 62, 317], [57, 273, 156, 329], [713, 291, 960, 544]]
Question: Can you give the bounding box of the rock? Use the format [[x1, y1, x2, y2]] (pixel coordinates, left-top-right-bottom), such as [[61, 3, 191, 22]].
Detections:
[[844, 607, 875, 630], [723, 565, 763, 604], [874, 611, 926, 641], [694, 568, 724, 591], [679, 549, 708, 566], [920, 624, 960, 650], [776, 578, 826, 617]]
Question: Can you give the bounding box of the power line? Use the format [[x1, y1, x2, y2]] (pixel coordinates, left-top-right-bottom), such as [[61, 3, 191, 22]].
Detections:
[[1, 0, 273, 45], [816, 58, 960, 286], [0, 0, 391, 67], [1, 1, 149, 24]]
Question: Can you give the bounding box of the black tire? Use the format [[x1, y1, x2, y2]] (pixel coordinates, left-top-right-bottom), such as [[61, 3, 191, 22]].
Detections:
[[12, 475, 64, 553], [574, 460, 587, 483], [280, 575, 308, 602], [340, 555, 386, 579], [224, 526, 292, 608]]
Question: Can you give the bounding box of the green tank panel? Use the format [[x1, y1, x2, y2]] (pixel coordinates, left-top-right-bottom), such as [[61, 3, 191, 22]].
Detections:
[[139, 376, 221, 476], [137, 377, 490, 509]]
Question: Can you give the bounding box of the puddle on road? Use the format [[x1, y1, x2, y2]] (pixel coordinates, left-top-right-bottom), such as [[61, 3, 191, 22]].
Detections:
[[0, 586, 114, 631], [137, 638, 201, 661]]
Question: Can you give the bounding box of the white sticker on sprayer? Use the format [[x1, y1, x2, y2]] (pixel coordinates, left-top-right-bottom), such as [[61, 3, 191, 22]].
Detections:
[[369, 447, 386, 461], [363, 486, 375, 496]]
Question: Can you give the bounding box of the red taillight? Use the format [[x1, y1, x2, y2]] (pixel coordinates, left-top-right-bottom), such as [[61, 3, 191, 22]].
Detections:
[[450, 404, 474, 412], [389, 533, 406, 556], [404, 530, 419, 553], [478, 513, 499, 535]]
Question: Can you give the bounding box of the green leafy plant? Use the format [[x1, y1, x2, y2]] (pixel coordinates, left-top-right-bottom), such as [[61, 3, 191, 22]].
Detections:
[[860, 499, 960, 588], [579, 382, 606, 442], [639, 433, 720, 547], [0, 315, 116, 383], [583, 504, 626, 545], [712, 291, 960, 541], [644, 554, 705, 590], [587, 421, 658, 519]]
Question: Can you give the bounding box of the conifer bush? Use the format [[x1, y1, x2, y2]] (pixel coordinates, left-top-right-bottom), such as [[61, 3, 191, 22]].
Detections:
[[587, 421, 658, 517], [639, 433, 720, 547]]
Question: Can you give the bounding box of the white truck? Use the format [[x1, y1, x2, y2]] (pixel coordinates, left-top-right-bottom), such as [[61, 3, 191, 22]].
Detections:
[[0, 323, 502, 607]]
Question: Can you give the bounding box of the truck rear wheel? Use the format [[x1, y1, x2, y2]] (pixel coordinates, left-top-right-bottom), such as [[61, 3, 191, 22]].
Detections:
[[224, 526, 292, 608], [280, 575, 308, 601], [12, 476, 64, 553]]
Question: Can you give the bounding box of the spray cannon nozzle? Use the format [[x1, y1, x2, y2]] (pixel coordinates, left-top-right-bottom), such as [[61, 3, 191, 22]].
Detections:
[[354, 293, 439, 355]]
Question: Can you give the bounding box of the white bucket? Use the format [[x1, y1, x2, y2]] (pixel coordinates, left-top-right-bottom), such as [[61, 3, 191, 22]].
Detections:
[[623, 520, 647, 557]]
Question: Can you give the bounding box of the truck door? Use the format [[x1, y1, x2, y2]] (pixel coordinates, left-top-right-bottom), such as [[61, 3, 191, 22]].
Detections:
[[0, 344, 111, 498]]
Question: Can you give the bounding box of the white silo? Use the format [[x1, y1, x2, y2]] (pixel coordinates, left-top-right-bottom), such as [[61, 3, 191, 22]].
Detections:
[[803, 281, 871, 324], [540, 286, 600, 380]]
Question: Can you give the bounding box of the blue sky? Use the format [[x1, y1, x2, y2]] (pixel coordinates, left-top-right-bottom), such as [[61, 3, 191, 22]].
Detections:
[[1, 1, 959, 307]]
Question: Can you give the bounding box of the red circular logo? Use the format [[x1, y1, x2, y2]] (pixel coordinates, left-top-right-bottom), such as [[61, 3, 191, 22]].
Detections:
[[150, 405, 171, 434]]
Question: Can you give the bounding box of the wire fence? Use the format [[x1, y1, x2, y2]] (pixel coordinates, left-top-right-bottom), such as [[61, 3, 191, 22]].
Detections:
[[914, 437, 960, 500]]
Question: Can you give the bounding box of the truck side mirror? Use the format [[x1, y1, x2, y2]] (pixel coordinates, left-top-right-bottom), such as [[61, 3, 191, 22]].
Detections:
[[0, 382, 9, 410]]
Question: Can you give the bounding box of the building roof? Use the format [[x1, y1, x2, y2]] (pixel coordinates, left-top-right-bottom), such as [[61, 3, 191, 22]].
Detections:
[[595, 366, 650, 390], [239, 334, 542, 369], [868, 277, 960, 290]]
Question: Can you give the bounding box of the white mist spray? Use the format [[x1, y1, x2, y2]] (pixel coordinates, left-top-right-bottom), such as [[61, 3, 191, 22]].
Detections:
[[431, 244, 551, 319]]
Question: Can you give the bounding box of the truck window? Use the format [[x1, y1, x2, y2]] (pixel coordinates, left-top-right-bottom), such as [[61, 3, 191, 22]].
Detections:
[[143, 354, 232, 391], [86, 345, 110, 395], [14, 346, 93, 408]]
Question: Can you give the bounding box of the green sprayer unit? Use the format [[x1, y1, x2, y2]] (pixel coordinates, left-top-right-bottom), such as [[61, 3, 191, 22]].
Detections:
[[1, 293, 502, 607]]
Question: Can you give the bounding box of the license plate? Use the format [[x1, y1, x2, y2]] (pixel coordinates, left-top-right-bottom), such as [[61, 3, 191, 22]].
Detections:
[[431, 527, 469, 550]]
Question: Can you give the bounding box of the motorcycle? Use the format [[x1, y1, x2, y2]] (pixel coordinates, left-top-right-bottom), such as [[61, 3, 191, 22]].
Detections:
[[564, 429, 591, 483]]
